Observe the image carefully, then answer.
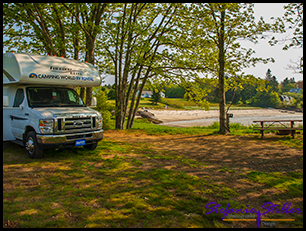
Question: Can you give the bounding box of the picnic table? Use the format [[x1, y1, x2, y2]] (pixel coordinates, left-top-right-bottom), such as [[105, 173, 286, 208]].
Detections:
[[253, 119, 303, 138]]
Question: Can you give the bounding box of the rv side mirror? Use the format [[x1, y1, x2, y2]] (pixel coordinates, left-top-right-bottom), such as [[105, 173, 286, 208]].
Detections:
[[89, 97, 97, 108], [3, 96, 9, 107]]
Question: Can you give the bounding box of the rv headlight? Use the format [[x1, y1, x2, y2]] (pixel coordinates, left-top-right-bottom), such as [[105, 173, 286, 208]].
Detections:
[[97, 115, 103, 129], [39, 119, 54, 134]]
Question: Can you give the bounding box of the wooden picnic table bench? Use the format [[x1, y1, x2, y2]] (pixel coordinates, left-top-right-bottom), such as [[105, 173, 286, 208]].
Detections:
[[253, 119, 303, 138]]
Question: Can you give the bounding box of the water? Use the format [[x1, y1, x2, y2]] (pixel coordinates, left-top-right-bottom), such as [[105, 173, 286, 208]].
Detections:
[[162, 114, 303, 127]]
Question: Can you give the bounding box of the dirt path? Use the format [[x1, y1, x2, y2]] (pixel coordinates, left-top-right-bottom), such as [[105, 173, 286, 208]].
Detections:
[[104, 130, 303, 228]]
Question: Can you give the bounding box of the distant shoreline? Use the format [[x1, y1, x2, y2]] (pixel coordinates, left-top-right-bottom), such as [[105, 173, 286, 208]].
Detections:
[[144, 109, 303, 127]]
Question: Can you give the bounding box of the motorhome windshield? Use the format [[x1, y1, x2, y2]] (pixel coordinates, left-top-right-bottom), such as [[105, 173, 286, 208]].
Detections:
[[26, 87, 86, 108]]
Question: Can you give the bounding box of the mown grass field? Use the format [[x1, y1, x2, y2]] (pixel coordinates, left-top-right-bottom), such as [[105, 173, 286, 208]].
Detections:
[[3, 121, 303, 228]]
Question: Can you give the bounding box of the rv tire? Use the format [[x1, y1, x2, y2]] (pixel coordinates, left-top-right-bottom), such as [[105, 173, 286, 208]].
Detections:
[[25, 131, 43, 159]]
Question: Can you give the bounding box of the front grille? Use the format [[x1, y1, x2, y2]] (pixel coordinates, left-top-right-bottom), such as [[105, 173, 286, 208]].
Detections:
[[58, 119, 62, 131], [55, 115, 97, 133], [64, 117, 92, 131], [92, 116, 96, 128]]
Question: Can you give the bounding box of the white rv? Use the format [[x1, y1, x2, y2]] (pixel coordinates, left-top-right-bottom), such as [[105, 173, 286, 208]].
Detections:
[[3, 52, 104, 158]]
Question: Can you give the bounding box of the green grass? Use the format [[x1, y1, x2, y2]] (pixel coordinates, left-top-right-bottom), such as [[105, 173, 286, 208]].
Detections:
[[131, 119, 216, 136], [246, 171, 303, 197], [3, 142, 227, 228], [3, 119, 303, 228], [132, 120, 303, 150], [275, 135, 304, 150]]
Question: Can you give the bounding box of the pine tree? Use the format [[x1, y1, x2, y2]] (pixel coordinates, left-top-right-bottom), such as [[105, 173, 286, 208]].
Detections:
[[151, 90, 161, 105]]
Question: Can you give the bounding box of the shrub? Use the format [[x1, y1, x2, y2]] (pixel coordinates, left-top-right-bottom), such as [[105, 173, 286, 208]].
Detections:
[[93, 87, 114, 129], [249, 91, 282, 108], [101, 110, 113, 130]]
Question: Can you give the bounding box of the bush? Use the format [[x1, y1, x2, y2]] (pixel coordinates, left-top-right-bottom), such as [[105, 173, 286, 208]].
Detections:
[[281, 83, 295, 93], [93, 87, 114, 130], [285, 91, 303, 108], [101, 110, 114, 130], [249, 91, 282, 108], [206, 121, 220, 129], [150, 89, 162, 105]]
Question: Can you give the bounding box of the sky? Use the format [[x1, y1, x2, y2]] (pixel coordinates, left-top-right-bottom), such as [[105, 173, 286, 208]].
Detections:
[[240, 3, 303, 83]]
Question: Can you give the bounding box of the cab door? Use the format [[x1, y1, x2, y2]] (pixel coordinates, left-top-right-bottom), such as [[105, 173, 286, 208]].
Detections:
[[10, 88, 28, 140]]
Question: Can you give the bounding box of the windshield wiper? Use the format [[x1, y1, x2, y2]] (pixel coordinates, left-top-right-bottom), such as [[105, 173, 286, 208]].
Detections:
[[59, 104, 86, 107], [30, 103, 86, 107]]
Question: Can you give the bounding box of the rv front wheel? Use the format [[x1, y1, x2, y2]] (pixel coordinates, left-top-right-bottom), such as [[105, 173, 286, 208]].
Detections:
[[25, 131, 43, 159]]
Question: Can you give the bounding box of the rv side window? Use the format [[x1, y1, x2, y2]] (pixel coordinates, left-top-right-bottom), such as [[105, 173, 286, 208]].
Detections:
[[13, 89, 25, 107]]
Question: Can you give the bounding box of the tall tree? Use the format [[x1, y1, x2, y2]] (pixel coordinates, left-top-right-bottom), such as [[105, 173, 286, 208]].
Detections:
[[99, 3, 179, 129], [3, 3, 69, 56], [270, 3, 303, 73], [63, 3, 109, 105], [3, 3, 108, 106], [284, 3, 303, 74], [282, 3, 303, 50], [265, 69, 280, 93], [184, 3, 273, 134]]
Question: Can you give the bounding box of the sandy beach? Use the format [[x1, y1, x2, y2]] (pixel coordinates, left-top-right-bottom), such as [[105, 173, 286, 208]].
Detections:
[[143, 109, 303, 127]]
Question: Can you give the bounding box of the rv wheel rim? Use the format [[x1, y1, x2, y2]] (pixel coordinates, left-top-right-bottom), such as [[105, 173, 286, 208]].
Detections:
[[26, 137, 35, 154]]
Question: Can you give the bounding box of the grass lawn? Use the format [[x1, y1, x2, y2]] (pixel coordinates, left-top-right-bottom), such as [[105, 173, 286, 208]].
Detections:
[[3, 122, 303, 228]]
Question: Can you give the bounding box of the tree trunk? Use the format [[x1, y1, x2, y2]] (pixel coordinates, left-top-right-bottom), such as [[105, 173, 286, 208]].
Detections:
[[52, 3, 66, 57], [115, 95, 125, 129], [73, 22, 85, 103], [126, 66, 143, 129], [80, 87, 85, 103], [218, 8, 229, 134], [128, 77, 148, 129], [85, 37, 95, 106]]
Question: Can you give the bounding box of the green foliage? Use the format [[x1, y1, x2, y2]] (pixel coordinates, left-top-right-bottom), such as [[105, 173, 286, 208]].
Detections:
[[282, 3, 303, 51], [160, 98, 198, 109], [93, 86, 114, 129], [164, 85, 186, 98], [99, 3, 182, 129], [100, 110, 114, 130], [93, 87, 111, 111], [285, 91, 303, 108], [107, 88, 116, 100], [281, 77, 296, 88], [147, 81, 164, 105], [249, 90, 282, 108], [282, 83, 295, 93], [265, 69, 280, 93], [3, 3, 280, 130], [270, 3, 303, 73], [3, 3, 87, 57], [150, 89, 162, 105]]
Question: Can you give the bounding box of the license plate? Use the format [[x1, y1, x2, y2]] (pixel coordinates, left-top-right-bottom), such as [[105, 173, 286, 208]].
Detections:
[[75, 139, 86, 146]]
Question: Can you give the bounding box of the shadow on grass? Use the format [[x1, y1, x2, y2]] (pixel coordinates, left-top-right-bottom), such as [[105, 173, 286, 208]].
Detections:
[[3, 126, 303, 228]]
